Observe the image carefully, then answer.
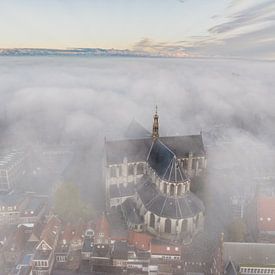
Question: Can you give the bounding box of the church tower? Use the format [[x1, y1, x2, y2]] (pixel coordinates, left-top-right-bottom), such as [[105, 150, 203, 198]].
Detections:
[[152, 106, 159, 140]]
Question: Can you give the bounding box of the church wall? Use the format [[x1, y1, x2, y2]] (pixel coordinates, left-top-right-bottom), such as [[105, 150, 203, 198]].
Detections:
[[105, 159, 147, 209], [181, 154, 207, 178]]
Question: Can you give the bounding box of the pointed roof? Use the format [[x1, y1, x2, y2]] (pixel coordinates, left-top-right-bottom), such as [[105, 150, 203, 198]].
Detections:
[[147, 140, 187, 183], [37, 215, 61, 250], [124, 119, 151, 139], [136, 176, 204, 219], [95, 213, 110, 238]]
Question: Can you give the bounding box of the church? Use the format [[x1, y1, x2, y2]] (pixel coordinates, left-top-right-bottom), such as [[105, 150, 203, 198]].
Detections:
[[104, 109, 206, 244]]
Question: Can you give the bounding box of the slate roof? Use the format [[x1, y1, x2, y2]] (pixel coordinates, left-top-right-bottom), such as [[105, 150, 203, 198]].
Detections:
[[112, 241, 129, 260], [160, 135, 205, 157], [105, 134, 204, 165], [109, 182, 135, 198], [136, 176, 204, 219], [105, 138, 152, 165], [223, 242, 275, 266], [125, 119, 151, 139], [21, 196, 47, 217], [82, 237, 94, 253], [148, 140, 187, 182]]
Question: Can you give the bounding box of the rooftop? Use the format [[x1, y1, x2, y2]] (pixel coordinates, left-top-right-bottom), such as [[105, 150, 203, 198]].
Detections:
[[148, 139, 187, 183], [223, 242, 275, 266], [137, 175, 204, 219], [105, 135, 205, 165]]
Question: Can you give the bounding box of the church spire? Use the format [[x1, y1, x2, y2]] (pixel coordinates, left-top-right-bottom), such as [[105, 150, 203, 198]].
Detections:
[[152, 105, 159, 140]]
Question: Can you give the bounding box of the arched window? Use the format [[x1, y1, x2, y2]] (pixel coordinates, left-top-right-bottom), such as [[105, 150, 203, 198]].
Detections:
[[170, 185, 175, 196], [182, 159, 188, 169], [118, 166, 122, 177], [192, 159, 196, 169], [128, 164, 134, 175], [163, 184, 167, 194], [149, 213, 155, 228], [181, 220, 187, 233], [164, 219, 171, 233], [195, 215, 199, 228], [177, 185, 182, 196], [110, 166, 116, 178], [137, 163, 143, 175]]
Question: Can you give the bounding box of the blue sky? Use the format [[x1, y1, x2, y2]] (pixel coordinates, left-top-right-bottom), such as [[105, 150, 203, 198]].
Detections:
[[0, 0, 274, 59]]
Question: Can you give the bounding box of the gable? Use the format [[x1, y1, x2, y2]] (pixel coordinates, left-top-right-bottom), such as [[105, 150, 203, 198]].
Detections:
[[28, 233, 40, 243], [36, 239, 52, 251]]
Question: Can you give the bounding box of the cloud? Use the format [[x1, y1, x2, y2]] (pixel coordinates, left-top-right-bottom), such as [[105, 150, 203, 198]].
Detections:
[[201, 0, 275, 59], [133, 38, 189, 57], [131, 1, 275, 60]]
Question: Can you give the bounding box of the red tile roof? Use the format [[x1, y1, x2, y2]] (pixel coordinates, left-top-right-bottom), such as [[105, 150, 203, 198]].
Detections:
[[95, 213, 110, 238], [39, 215, 61, 249], [150, 241, 181, 256], [128, 231, 152, 251], [257, 196, 275, 232]]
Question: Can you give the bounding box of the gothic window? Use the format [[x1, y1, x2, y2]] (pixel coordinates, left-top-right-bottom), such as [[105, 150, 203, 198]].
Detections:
[[118, 166, 122, 177], [182, 159, 188, 169], [128, 164, 134, 175], [150, 213, 155, 228], [177, 184, 182, 196], [195, 215, 199, 228], [181, 220, 187, 233], [163, 184, 167, 194], [192, 159, 196, 169], [137, 163, 143, 175], [110, 166, 116, 178], [199, 158, 204, 169], [164, 219, 171, 233], [170, 185, 175, 196]]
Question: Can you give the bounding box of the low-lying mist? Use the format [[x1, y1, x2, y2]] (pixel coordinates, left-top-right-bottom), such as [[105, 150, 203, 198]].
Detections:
[[1, 56, 275, 229]]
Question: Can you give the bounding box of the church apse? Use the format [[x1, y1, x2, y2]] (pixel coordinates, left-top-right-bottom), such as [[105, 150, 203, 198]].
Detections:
[[104, 109, 206, 243]]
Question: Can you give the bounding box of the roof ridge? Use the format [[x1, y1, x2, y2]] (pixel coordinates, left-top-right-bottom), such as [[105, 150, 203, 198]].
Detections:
[[177, 198, 183, 218], [146, 140, 155, 161], [160, 196, 168, 216], [157, 139, 176, 156], [162, 157, 174, 180], [177, 159, 186, 182]]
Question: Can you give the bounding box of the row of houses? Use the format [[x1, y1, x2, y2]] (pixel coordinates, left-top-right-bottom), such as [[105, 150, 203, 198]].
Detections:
[[0, 192, 48, 225], [211, 233, 275, 275], [0, 214, 88, 275], [80, 213, 182, 275]]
